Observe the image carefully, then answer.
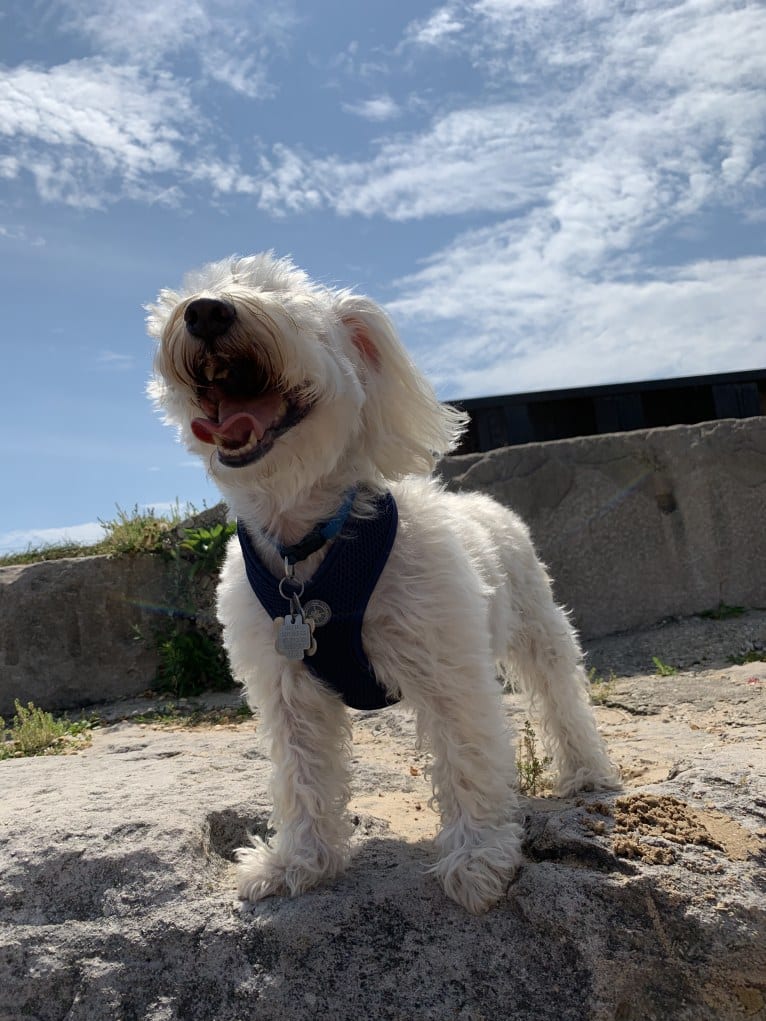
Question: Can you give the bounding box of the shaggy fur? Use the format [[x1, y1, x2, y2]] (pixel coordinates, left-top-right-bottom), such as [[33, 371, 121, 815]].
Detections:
[[147, 252, 620, 914]]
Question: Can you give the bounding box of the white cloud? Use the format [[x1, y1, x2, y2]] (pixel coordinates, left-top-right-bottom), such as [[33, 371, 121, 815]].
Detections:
[[188, 158, 260, 198], [404, 6, 465, 48], [96, 350, 134, 370], [255, 144, 323, 213], [59, 0, 206, 62], [0, 59, 196, 207], [202, 0, 765, 399], [0, 155, 19, 178], [0, 521, 107, 556], [5, 0, 762, 238], [256, 0, 766, 236], [342, 95, 401, 122], [645, 3, 766, 89], [259, 102, 556, 218], [389, 225, 766, 397], [0, 223, 45, 245], [56, 0, 298, 98]]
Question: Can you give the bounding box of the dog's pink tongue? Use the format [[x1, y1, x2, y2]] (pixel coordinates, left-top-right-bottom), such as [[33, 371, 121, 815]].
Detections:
[[191, 392, 284, 446]]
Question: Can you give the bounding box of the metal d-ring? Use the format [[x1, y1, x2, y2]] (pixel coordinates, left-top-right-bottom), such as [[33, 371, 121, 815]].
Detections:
[[278, 575, 305, 601]]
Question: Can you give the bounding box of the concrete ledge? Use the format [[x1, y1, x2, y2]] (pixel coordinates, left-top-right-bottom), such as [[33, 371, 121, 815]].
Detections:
[[0, 554, 168, 716], [442, 417, 766, 637]]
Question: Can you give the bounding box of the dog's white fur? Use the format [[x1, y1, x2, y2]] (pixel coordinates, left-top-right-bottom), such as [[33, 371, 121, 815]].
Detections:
[[147, 252, 620, 914]]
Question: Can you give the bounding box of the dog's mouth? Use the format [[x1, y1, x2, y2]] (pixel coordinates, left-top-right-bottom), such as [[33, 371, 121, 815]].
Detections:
[[190, 357, 311, 467]]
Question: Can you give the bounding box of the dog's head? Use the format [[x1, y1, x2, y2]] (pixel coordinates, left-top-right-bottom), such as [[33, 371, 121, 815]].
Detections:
[[147, 253, 465, 497]]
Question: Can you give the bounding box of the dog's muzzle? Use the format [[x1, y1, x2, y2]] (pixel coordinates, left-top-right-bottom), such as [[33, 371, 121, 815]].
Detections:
[[181, 298, 311, 468]]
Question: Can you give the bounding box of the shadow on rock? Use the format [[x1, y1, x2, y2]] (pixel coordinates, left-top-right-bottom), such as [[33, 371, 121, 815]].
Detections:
[[1, 847, 177, 925]]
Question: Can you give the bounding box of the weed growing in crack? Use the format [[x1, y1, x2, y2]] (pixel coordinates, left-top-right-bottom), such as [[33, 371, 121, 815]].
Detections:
[[516, 720, 551, 796], [698, 603, 746, 621], [0, 701, 93, 759], [728, 647, 766, 666], [652, 656, 678, 677], [587, 667, 617, 704]]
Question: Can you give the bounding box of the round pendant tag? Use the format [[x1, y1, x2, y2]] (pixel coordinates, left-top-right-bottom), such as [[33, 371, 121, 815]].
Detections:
[[302, 599, 332, 627]]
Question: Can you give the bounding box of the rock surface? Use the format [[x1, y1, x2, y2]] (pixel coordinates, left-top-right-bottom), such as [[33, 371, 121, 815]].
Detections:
[[0, 506, 229, 718], [0, 553, 169, 716], [443, 416, 766, 637], [2, 614, 765, 1020]]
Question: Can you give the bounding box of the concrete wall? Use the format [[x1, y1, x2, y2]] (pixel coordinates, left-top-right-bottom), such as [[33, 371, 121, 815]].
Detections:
[[1, 417, 764, 713], [441, 417, 766, 638], [0, 554, 168, 716]]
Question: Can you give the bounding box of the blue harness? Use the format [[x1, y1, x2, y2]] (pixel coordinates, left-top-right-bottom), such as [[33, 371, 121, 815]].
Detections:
[[236, 492, 399, 711]]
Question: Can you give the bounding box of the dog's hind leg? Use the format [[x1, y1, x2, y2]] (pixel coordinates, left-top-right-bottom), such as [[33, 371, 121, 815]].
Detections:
[[499, 539, 621, 797], [236, 668, 353, 901]]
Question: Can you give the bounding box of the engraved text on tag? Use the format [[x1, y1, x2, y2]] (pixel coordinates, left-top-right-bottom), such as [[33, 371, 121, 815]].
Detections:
[[274, 613, 317, 661]]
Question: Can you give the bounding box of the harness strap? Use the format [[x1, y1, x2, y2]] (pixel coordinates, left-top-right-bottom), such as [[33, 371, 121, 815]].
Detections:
[[276, 489, 357, 565], [237, 492, 399, 711]]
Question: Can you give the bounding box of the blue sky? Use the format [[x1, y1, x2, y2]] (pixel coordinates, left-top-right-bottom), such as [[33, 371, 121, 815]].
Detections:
[[1, 0, 764, 553]]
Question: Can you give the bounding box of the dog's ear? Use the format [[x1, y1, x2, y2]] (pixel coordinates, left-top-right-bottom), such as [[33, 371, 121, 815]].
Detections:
[[334, 294, 467, 478]]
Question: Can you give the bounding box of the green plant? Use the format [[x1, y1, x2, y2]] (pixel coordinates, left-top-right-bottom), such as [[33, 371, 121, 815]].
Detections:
[[728, 648, 766, 666], [652, 656, 678, 677], [174, 522, 236, 577], [0, 701, 93, 759], [155, 626, 234, 698], [146, 518, 237, 698], [588, 667, 617, 704], [131, 703, 252, 727], [100, 502, 192, 556], [516, 720, 551, 796], [698, 603, 746, 621]]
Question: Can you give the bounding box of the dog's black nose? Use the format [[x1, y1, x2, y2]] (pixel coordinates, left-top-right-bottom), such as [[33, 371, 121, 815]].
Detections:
[[184, 298, 237, 341]]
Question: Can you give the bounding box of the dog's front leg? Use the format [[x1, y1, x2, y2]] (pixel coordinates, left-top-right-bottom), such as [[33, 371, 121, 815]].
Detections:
[[407, 670, 524, 915], [236, 667, 353, 902]]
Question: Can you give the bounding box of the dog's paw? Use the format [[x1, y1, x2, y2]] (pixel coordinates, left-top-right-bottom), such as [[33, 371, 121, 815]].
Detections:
[[235, 839, 346, 902], [235, 843, 291, 901], [556, 761, 622, 798], [431, 825, 524, 914]]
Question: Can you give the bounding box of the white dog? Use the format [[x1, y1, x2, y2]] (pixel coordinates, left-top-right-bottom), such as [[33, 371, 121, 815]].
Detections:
[[147, 253, 620, 914]]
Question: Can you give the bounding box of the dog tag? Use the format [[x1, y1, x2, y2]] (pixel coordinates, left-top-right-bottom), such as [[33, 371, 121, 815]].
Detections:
[[274, 613, 316, 661], [303, 599, 332, 628]]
